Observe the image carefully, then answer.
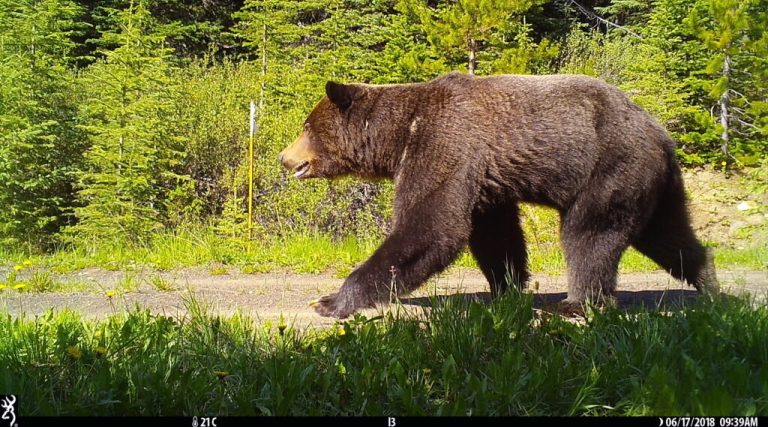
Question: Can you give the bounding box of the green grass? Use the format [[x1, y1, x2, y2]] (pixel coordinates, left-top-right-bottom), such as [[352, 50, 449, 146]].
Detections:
[[456, 244, 763, 274], [148, 274, 176, 292], [0, 269, 93, 293], [711, 246, 768, 270], [1, 291, 767, 415], [209, 266, 229, 276], [1, 227, 765, 278], [117, 272, 140, 294], [0, 229, 381, 274], [0, 201, 764, 277]]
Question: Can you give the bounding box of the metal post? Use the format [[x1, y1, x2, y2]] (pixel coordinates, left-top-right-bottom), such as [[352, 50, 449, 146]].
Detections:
[[248, 101, 256, 241]]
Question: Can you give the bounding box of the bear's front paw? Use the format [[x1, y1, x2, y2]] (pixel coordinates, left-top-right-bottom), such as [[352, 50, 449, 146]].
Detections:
[[554, 299, 586, 317], [313, 293, 355, 319], [314, 289, 376, 319]]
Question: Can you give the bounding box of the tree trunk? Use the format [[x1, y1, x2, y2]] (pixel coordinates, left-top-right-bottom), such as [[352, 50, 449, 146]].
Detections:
[[259, 24, 267, 111], [719, 52, 731, 160], [467, 38, 477, 76]]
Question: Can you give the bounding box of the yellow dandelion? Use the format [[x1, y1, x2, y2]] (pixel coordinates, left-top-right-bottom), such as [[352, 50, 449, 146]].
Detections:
[[105, 290, 115, 298], [0, 285, 6, 291], [722, 161, 727, 166], [13, 264, 23, 271], [94, 346, 107, 357], [214, 371, 230, 379], [13, 284, 27, 290], [336, 361, 347, 375], [337, 326, 346, 336], [22, 259, 32, 266], [66, 346, 82, 360]]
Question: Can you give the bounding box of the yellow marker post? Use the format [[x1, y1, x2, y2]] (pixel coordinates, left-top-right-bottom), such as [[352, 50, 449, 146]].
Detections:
[[248, 101, 256, 242]]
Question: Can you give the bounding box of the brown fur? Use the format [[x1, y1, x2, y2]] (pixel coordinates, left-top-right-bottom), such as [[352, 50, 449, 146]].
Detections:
[[279, 72, 720, 319]]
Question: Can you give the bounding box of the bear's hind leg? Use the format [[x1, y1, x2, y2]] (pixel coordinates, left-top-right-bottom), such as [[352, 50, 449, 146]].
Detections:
[[632, 173, 719, 294], [560, 199, 634, 307], [469, 202, 529, 298]]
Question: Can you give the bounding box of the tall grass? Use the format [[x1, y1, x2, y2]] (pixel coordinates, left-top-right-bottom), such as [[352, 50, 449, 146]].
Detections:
[[0, 228, 381, 274], [0, 203, 765, 275], [0, 225, 765, 276], [1, 292, 766, 415]]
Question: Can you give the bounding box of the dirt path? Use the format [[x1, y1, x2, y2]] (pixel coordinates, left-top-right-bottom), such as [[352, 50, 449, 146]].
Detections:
[[1, 267, 766, 328]]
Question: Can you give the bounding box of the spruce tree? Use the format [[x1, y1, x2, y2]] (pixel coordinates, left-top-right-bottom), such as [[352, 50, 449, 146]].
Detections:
[[308, 0, 399, 83], [622, 0, 718, 165], [0, 0, 85, 247], [233, 0, 327, 110], [687, 0, 768, 163], [380, 4, 450, 83], [398, 0, 547, 75], [594, 0, 651, 28], [68, 0, 188, 243]]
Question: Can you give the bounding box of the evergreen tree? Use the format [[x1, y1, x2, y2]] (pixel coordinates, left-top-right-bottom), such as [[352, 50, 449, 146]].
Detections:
[[624, 0, 719, 165], [233, 0, 328, 110], [401, 0, 547, 74], [308, 0, 400, 83], [71, 0, 246, 63], [379, 4, 450, 83], [147, 0, 246, 58], [0, 0, 85, 247], [687, 0, 768, 163], [594, 0, 651, 28], [68, 0, 189, 243]]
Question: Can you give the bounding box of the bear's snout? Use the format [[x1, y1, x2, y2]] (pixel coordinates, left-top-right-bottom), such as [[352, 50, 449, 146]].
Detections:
[[280, 132, 316, 179]]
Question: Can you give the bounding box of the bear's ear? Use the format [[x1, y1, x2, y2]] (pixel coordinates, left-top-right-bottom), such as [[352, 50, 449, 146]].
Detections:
[[325, 81, 357, 110]]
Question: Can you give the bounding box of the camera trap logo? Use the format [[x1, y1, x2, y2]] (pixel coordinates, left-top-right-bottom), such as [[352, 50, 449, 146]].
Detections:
[[1, 395, 16, 427]]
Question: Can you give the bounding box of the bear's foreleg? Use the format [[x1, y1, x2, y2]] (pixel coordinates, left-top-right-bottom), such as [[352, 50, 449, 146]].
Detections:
[[469, 202, 529, 297], [314, 179, 475, 318]]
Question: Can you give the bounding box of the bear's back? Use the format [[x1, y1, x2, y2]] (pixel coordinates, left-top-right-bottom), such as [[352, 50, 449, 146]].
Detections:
[[430, 72, 632, 114], [425, 72, 671, 153], [418, 72, 675, 208]]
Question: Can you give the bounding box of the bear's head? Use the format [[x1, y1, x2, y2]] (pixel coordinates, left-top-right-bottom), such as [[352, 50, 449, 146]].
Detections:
[[279, 81, 379, 180]]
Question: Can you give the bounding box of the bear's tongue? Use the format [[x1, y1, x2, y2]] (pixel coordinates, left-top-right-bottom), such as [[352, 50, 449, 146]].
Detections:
[[294, 162, 310, 178]]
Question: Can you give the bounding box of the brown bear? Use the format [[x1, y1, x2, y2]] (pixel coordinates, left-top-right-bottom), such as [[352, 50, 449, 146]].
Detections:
[[279, 72, 720, 319]]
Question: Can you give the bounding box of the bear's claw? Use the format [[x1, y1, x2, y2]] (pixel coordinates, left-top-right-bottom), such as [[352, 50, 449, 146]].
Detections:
[[314, 293, 355, 319], [313, 290, 376, 319]]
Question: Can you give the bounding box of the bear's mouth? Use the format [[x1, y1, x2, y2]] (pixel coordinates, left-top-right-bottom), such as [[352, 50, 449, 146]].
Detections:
[[293, 161, 310, 179]]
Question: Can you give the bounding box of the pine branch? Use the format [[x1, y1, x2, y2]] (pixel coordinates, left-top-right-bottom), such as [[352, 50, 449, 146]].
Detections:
[[559, 0, 643, 40], [736, 118, 761, 131], [729, 89, 751, 104]]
